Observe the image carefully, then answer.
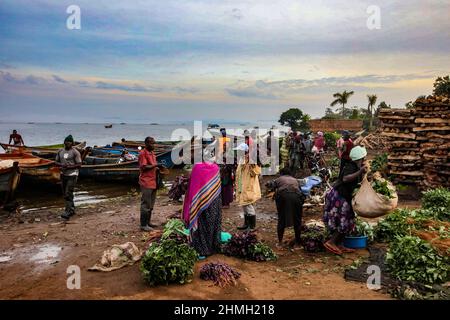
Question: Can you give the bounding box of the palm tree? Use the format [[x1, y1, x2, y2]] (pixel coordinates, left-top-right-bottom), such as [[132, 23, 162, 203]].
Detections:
[[330, 90, 354, 117], [367, 94, 377, 131]]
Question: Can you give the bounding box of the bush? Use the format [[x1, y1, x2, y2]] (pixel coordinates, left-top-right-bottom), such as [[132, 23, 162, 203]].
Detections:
[[140, 239, 198, 286], [324, 132, 341, 150], [386, 236, 450, 285], [421, 188, 450, 221]]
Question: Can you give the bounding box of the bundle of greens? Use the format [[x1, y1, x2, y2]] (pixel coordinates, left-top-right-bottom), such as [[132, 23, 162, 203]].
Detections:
[[349, 217, 374, 241], [199, 262, 241, 287], [300, 225, 327, 252], [140, 238, 198, 286], [421, 188, 450, 221], [374, 209, 427, 242], [372, 179, 395, 199], [161, 218, 188, 243], [248, 243, 278, 261], [370, 153, 388, 174], [222, 231, 277, 262], [386, 236, 450, 285]]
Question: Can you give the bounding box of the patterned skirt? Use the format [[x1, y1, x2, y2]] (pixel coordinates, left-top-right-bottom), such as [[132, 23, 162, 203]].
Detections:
[[191, 196, 222, 256], [323, 188, 355, 234]]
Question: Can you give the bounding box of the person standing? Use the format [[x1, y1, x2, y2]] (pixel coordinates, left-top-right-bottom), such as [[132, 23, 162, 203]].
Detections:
[[9, 130, 24, 146], [55, 135, 82, 220], [138, 136, 163, 231], [313, 131, 325, 153], [235, 143, 261, 230], [338, 131, 354, 177]]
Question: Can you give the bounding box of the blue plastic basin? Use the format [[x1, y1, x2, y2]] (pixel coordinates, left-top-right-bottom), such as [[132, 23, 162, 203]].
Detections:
[[344, 236, 368, 249]]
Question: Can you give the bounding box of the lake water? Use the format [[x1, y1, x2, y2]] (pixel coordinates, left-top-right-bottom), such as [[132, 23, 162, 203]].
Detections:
[[0, 121, 283, 147]]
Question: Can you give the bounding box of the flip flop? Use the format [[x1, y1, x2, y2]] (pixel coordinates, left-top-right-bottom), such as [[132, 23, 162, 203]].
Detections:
[[338, 246, 355, 253], [324, 242, 343, 256]]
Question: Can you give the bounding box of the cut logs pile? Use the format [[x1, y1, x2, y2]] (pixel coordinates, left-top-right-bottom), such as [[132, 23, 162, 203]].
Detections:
[[414, 96, 450, 188], [353, 130, 388, 150], [379, 108, 422, 185], [379, 95, 450, 188]]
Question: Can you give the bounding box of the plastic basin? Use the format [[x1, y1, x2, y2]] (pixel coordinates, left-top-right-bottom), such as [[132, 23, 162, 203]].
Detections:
[[344, 236, 368, 249]]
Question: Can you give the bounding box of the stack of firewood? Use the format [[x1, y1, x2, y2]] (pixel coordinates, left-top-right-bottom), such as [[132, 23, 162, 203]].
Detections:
[[379, 108, 423, 185], [353, 130, 388, 150], [413, 96, 450, 188]]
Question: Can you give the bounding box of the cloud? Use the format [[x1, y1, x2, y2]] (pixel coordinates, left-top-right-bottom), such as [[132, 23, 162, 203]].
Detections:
[[0, 70, 45, 85], [225, 72, 436, 99], [173, 86, 199, 95], [52, 75, 68, 83], [228, 8, 243, 20], [226, 87, 278, 100], [94, 81, 162, 93]]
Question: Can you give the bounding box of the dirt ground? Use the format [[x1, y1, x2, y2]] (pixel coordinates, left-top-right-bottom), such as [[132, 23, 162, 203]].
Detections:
[[0, 180, 420, 300]]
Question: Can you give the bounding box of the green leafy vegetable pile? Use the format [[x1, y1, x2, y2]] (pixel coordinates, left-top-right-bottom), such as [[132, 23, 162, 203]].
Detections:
[[300, 225, 327, 252], [140, 219, 197, 286], [248, 243, 278, 261], [372, 179, 395, 199], [199, 262, 241, 287], [162, 218, 188, 243], [374, 209, 427, 242], [386, 236, 450, 285], [421, 187, 450, 221], [140, 239, 198, 286], [222, 231, 277, 261], [349, 217, 374, 241]]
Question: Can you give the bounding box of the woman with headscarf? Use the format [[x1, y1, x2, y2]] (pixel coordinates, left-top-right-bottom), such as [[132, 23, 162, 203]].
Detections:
[[323, 146, 368, 255], [266, 168, 305, 248], [182, 162, 222, 257]]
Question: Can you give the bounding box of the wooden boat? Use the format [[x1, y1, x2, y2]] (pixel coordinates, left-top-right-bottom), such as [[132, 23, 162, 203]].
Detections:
[[0, 153, 60, 183], [105, 124, 113, 128], [0, 161, 21, 206], [112, 140, 179, 149], [80, 156, 139, 181], [0, 141, 86, 154]]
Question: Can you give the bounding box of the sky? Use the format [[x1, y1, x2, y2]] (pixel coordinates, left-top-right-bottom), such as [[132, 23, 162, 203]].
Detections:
[[0, 0, 449, 123]]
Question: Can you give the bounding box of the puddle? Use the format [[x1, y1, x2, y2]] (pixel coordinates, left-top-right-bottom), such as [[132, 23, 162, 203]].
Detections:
[[30, 244, 62, 264]]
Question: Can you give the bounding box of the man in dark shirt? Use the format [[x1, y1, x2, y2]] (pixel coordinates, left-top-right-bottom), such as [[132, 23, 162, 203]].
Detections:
[[9, 130, 24, 146], [55, 135, 82, 220]]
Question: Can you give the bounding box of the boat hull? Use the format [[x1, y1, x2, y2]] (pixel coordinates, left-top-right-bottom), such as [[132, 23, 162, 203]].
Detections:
[[79, 157, 139, 181], [0, 162, 21, 205], [0, 153, 60, 184]]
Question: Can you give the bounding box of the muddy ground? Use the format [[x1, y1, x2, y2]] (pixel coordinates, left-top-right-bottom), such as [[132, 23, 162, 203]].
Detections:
[[0, 179, 421, 300]]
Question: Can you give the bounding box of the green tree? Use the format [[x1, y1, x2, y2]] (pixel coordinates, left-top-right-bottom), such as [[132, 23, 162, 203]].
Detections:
[[405, 101, 414, 109], [433, 75, 450, 97], [279, 108, 311, 131], [367, 94, 377, 131], [330, 90, 354, 117], [378, 101, 391, 109]]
